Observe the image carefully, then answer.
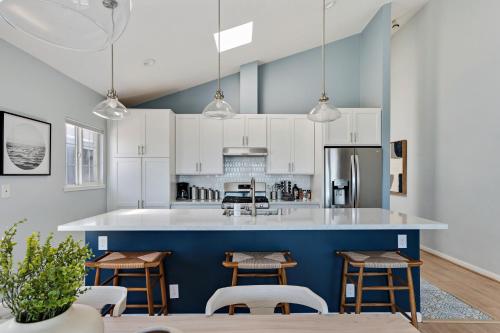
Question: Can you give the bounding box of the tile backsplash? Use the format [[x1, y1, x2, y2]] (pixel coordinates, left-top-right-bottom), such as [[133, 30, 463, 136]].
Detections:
[[177, 156, 311, 193]]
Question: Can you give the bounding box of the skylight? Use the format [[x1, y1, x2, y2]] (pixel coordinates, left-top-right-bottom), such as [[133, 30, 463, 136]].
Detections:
[[213, 21, 253, 52]]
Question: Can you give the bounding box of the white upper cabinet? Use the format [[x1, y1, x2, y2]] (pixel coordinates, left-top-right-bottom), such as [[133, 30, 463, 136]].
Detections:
[[175, 115, 200, 175], [199, 118, 224, 174], [292, 117, 315, 174], [267, 116, 292, 174], [324, 108, 381, 146], [223, 115, 267, 148], [176, 115, 223, 175], [110, 109, 174, 157], [267, 115, 315, 175]]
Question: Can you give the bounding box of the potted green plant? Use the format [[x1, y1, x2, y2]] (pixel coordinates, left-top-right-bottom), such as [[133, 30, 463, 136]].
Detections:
[[0, 220, 104, 333]]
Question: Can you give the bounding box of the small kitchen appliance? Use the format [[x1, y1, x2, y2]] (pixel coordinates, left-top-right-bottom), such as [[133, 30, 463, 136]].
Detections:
[[176, 182, 190, 200]]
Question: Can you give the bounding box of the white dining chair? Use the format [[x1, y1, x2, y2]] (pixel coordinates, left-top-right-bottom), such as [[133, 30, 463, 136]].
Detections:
[[205, 285, 328, 315], [76, 286, 127, 317]]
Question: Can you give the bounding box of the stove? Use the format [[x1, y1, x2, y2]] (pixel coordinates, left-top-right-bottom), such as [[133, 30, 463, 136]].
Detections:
[[221, 182, 270, 209]]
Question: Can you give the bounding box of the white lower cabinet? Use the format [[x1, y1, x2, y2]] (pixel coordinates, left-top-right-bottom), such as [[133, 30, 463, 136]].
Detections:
[[109, 157, 171, 209], [267, 115, 315, 175]]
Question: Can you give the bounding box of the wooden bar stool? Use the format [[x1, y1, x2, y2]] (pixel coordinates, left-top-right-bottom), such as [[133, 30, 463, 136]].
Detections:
[[223, 251, 298, 315], [86, 251, 171, 316], [337, 251, 422, 327]]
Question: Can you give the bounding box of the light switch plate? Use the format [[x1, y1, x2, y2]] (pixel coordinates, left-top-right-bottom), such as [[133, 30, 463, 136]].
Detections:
[[346, 283, 355, 298], [169, 284, 179, 299], [1, 184, 11, 198], [398, 234, 407, 249], [98, 236, 108, 251]]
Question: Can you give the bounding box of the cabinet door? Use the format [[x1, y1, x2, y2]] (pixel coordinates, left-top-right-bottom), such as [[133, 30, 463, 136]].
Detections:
[[324, 110, 353, 145], [112, 158, 142, 208], [246, 115, 267, 148], [353, 109, 381, 145], [142, 158, 170, 208], [112, 110, 145, 157], [223, 116, 245, 147], [267, 117, 292, 174], [200, 118, 224, 174], [144, 109, 171, 157], [175, 116, 199, 174], [292, 117, 315, 174]]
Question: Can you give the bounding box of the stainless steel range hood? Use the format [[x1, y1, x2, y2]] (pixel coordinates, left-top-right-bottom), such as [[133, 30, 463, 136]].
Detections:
[[223, 147, 268, 156]]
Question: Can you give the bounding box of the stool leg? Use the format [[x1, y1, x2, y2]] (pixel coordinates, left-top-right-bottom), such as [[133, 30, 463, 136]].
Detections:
[[145, 268, 154, 316], [229, 267, 238, 315], [339, 259, 349, 314], [387, 268, 396, 314], [406, 267, 418, 327], [94, 268, 101, 286], [159, 263, 168, 315], [113, 269, 120, 286], [280, 269, 291, 315], [355, 266, 364, 314]]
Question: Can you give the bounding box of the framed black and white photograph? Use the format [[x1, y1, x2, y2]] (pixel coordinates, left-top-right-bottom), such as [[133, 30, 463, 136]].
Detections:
[[1, 111, 51, 175]]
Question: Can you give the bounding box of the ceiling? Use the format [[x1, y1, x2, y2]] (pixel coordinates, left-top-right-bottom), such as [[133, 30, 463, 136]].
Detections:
[[0, 0, 428, 105]]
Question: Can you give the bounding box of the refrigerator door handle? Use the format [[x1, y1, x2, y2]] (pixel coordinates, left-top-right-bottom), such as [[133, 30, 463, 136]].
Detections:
[[355, 155, 361, 207], [350, 155, 356, 207]]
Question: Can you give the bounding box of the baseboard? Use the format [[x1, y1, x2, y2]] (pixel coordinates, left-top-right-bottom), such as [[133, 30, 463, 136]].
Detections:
[[421, 246, 500, 283]]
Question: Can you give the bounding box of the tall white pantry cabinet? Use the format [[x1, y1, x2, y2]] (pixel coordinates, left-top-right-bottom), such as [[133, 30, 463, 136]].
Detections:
[[107, 109, 175, 210]]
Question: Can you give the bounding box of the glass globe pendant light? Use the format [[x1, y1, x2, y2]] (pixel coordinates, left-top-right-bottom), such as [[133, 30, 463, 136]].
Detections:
[[307, 0, 341, 123], [0, 0, 132, 51], [202, 0, 235, 120], [92, 44, 128, 120]]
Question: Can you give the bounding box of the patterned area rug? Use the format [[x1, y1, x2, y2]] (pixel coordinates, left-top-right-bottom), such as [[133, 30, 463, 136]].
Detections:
[[421, 279, 492, 321]]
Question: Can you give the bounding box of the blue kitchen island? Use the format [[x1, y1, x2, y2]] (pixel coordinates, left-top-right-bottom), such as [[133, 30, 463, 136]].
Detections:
[[58, 208, 447, 314]]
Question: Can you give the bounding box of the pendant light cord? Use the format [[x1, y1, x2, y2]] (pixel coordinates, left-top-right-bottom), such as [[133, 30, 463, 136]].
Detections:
[[322, 0, 326, 96], [111, 44, 115, 92], [217, 0, 221, 92]]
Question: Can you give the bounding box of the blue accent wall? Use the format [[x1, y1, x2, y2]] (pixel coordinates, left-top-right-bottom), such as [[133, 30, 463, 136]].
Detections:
[[360, 4, 392, 209], [86, 229, 420, 314], [135, 35, 361, 113]]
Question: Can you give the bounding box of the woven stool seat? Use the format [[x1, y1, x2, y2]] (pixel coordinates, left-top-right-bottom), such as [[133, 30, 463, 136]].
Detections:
[[86, 252, 166, 269], [339, 251, 413, 269], [232, 252, 288, 269]]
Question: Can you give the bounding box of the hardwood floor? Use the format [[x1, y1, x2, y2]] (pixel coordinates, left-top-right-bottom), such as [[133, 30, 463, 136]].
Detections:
[[418, 250, 500, 333]]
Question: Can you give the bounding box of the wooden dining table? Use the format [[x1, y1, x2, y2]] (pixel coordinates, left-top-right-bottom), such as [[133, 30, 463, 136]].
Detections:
[[104, 314, 419, 333]]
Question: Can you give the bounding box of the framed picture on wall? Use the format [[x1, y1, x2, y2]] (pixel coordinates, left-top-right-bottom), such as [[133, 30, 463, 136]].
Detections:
[[1, 111, 51, 175], [390, 140, 407, 196]]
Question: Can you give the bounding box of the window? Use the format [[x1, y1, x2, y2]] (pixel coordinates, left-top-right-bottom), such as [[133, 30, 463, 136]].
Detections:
[[65, 121, 104, 190]]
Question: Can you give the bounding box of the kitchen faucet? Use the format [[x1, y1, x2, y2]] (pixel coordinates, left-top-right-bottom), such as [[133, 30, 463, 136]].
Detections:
[[250, 177, 257, 217]]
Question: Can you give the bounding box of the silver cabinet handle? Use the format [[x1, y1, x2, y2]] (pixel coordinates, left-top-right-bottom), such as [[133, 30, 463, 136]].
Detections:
[[137, 200, 140, 208], [245, 136, 248, 146], [141, 200, 144, 209], [199, 162, 202, 173], [288, 162, 291, 173], [141, 145, 145, 155], [292, 162, 295, 173]]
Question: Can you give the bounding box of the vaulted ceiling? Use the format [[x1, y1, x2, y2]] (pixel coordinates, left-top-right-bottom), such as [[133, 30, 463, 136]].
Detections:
[[0, 0, 427, 105]]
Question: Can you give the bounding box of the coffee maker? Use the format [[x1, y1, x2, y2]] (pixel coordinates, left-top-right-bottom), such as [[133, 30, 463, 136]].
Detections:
[[176, 182, 190, 200]]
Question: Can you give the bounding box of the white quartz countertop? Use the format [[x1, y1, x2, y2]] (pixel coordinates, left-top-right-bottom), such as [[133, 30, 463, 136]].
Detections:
[[57, 208, 448, 232]]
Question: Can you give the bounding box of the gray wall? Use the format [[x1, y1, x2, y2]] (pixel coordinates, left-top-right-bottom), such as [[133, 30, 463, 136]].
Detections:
[[360, 4, 392, 209], [0, 39, 106, 260], [391, 0, 500, 276], [137, 34, 362, 112], [139, 73, 240, 113]]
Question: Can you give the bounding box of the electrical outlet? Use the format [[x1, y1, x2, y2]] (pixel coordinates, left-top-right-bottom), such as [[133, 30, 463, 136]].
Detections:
[[398, 234, 407, 249], [98, 236, 108, 251], [1, 184, 11, 198], [169, 284, 179, 299], [346, 283, 355, 298]]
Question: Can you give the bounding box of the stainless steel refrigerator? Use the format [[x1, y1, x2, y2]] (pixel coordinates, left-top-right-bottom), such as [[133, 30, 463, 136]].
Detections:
[[324, 147, 382, 208]]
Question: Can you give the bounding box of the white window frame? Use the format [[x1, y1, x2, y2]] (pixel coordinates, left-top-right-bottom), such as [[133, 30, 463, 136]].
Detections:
[[64, 119, 105, 192]]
